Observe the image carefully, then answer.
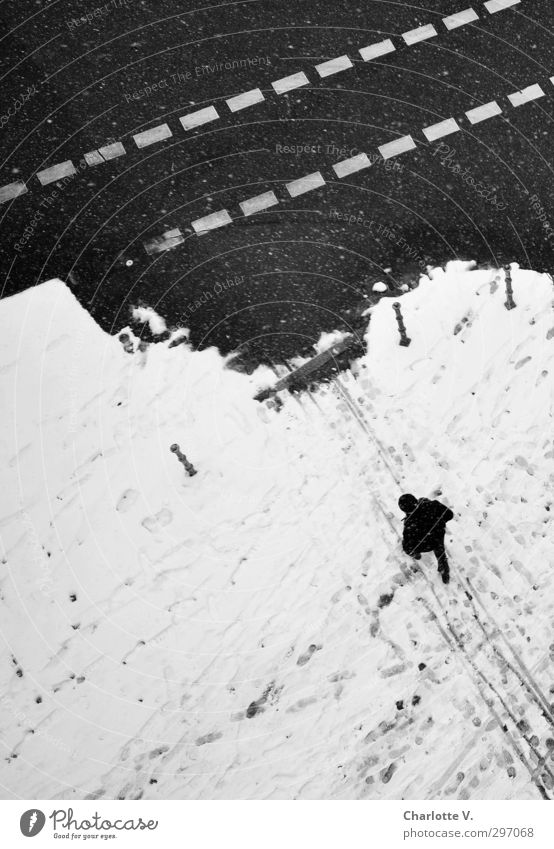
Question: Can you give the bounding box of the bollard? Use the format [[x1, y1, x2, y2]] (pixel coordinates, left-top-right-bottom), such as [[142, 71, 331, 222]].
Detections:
[[392, 302, 411, 347], [170, 443, 197, 477], [504, 266, 516, 310]]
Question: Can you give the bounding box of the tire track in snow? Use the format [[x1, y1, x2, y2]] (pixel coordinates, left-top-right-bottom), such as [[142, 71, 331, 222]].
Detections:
[[462, 576, 554, 725], [417, 592, 552, 800]]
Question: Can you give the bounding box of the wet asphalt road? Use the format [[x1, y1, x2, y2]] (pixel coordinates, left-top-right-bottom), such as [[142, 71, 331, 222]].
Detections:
[[0, 0, 553, 363]]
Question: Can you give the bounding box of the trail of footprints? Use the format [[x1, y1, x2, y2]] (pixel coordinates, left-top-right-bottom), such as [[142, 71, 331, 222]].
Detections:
[[285, 374, 554, 797]]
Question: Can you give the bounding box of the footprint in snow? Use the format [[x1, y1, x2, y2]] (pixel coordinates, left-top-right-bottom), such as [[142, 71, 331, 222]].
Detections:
[[287, 696, 317, 713], [141, 508, 173, 532], [431, 365, 446, 385], [328, 670, 356, 683], [514, 356, 532, 370], [380, 763, 396, 784], [116, 489, 139, 512], [453, 312, 474, 336], [148, 745, 169, 759], [380, 663, 406, 678], [297, 644, 321, 666], [196, 731, 223, 746]]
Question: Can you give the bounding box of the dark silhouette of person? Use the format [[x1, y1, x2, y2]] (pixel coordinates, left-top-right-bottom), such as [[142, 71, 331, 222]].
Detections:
[[398, 494, 454, 584]]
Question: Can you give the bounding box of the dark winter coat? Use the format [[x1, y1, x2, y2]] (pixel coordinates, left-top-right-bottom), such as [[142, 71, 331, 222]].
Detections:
[[401, 498, 454, 556]]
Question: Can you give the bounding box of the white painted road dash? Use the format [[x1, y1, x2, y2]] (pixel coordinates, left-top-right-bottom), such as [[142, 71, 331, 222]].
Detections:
[[83, 150, 104, 166], [332, 153, 372, 178], [286, 171, 325, 197], [402, 24, 438, 46], [443, 8, 479, 29], [465, 100, 502, 123], [422, 117, 461, 141], [98, 142, 126, 160], [180, 106, 219, 131], [240, 191, 279, 216], [507, 83, 545, 107], [315, 55, 353, 78], [192, 209, 232, 234], [359, 39, 395, 62], [484, 0, 520, 12], [144, 228, 185, 255], [133, 123, 172, 149], [37, 160, 77, 186], [272, 72, 310, 94], [0, 181, 27, 203], [378, 135, 416, 160], [226, 88, 264, 112]]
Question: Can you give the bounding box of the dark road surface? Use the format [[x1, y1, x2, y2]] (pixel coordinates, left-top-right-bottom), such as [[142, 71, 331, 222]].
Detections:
[[1, 0, 553, 364]]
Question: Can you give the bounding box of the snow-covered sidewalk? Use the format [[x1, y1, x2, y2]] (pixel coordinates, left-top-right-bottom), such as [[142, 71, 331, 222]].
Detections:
[[0, 264, 553, 800]]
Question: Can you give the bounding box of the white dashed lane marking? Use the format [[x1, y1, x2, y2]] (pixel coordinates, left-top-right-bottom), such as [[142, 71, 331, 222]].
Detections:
[[146, 73, 551, 244], [378, 135, 417, 159], [332, 153, 372, 178], [143, 228, 185, 255], [402, 24, 438, 46], [359, 39, 395, 62], [239, 190, 279, 216], [508, 83, 545, 107], [484, 0, 520, 12], [37, 160, 77, 186], [133, 123, 173, 149], [98, 142, 126, 160], [226, 88, 265, 112], [422, 117, 461, 141], [315, 55, 353, 78], [83, 150, 105, 166], [0, 2, 542, 205], [192, 209, 233, 234], [286, 171, 326, 197], [443, 8, 479, 29], [0, 181, 27, 203], [272, 72, 310, 94], [465, 100, 503, 123], [180, 106, 219, 130]]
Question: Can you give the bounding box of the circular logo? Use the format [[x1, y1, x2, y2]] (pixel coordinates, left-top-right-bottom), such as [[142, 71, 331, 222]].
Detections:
[[20, 810, 46, 837]]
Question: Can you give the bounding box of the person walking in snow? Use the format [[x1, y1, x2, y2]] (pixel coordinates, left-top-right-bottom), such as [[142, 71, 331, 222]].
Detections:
[[398, 494, 454, 584]]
